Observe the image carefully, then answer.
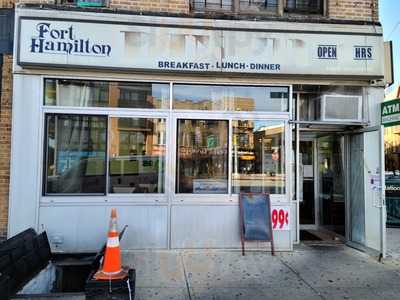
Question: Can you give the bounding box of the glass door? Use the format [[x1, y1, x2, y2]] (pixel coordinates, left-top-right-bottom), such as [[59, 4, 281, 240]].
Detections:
[[299, 139, 317, 226], [318, 136, 346, 236]]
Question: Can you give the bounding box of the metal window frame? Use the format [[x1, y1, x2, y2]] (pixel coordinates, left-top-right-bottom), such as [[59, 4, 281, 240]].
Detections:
[[283, 0, 325, 15], [42, 112, 109, 197], [39, 75, 292, 207]]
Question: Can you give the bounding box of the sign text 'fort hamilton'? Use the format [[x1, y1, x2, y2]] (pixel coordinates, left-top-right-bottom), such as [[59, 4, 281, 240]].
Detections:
[[30, 23, 112, 56]]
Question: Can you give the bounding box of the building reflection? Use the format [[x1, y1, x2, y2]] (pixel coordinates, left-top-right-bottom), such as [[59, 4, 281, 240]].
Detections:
[[233, 120, 285, 194]]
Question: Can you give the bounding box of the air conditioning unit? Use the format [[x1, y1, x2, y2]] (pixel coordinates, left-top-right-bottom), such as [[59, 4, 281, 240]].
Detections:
[[320, 95, 363, 122]]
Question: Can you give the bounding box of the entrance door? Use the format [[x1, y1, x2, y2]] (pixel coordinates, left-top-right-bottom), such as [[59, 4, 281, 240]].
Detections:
[[299, 134, 346, 239], [299, 140, 317, 227], [317, 136, 346, 236], [349, 129, 386, 256]]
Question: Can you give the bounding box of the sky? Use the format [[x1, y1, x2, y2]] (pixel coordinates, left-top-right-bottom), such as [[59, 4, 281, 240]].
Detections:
[[380, 0, 400, 90]]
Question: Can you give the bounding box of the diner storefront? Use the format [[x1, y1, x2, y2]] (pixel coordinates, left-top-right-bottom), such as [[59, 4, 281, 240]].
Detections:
[[9, 7, 386, 254]]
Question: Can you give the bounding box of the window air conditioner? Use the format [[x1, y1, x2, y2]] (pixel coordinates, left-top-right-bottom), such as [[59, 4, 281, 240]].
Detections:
[[320, 95, 363, 122]]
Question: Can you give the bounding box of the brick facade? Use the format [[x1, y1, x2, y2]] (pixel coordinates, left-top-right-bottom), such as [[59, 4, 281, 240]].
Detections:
[[0, 55, 12, 241], [11, 0, 380, 22], [109, 0, 189, 14], [0, 0, 13, 8], [328, 0, 379, 22]]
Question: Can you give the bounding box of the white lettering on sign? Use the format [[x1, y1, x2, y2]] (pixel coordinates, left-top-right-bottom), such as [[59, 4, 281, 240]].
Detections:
[[271, 207, 290, 230], [382, 103, 400, 116]]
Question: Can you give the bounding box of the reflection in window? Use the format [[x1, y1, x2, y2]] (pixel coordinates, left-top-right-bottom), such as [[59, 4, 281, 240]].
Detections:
[[44, 114, 107, 194], [177, 119, 228, 194], [232, 120, 285, 194], [109, 118, 166, 193], [44, 79, 169, 109], [173, 84, 288, 112]]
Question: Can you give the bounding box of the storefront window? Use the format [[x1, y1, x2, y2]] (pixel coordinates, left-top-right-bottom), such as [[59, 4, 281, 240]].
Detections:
[[109, 117, 166, 193], [232, 120, 285, 194], [44, 114, 107, 194], [173, 84, 288, 112], [44, 79, 169, 109], [385, 125, 400, 226], [176, 119, 229, 193]]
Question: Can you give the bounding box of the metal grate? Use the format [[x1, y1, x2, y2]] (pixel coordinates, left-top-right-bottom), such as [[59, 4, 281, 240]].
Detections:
[[285, 0, 323, 14], [191, 0, 278, 12], [191, 0, 234, 12]]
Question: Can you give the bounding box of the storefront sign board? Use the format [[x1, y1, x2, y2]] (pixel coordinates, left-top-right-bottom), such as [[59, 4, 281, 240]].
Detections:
[[17, 18, 384, 77]]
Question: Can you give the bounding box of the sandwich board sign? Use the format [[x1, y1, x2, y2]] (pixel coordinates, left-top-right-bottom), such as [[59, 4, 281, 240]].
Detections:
[[239, 193, 274, 255]]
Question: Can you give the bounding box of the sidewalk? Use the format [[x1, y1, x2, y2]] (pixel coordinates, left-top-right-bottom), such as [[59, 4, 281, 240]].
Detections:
[[124, 244, 400, 300]]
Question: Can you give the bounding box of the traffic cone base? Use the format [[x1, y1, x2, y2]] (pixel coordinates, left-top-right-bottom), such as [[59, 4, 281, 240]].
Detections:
[[93, 265, 129, 280]]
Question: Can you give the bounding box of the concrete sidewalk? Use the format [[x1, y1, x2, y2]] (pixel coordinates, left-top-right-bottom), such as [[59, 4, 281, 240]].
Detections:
[[124, 244, 400, 300]]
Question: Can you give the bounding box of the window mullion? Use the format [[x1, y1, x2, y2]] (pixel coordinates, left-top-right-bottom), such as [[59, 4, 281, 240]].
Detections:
[[105, 115, 111, 196]]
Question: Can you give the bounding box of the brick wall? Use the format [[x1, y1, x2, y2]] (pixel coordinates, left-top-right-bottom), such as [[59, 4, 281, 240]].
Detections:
[[15, 0, 189, 14], [109, 0, 189, 14], [0, 55, 12, 241], [12, 0, 380, 22], [328, 0, 379, 22], [0, 0, 13, 8]]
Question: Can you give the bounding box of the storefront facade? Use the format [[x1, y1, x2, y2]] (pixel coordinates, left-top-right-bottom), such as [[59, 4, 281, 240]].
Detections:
[[9, 7, 386, 253]]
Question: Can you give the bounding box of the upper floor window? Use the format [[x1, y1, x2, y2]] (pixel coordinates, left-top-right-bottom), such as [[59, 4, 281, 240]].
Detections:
[[191, 0, 233, 11], [191, 0, 324, 14], [240, 0, 278, 13], [191, 0, 279, 13], [284, 0, 323, 14]]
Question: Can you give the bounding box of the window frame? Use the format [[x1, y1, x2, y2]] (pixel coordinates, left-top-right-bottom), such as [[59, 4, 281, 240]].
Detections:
[[42, 112, 109, 196], [190, 0, 328, 16], [171, 111, 290, 204], [172, 83, 290, 113], [107, 114, 168, 196], [41, 76, 292, 204]]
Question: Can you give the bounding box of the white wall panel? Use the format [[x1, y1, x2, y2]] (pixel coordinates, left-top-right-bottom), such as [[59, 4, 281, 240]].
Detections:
[[8, 74, 42, 237], [39, 205, 168, 252], [170, 204, 291, 250]]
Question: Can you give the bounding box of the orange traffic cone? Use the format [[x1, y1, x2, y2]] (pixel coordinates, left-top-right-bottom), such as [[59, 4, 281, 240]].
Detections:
[[94, 208, 129, 280]]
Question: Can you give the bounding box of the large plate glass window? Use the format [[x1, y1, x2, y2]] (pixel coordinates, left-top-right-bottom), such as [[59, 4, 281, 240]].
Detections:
[[232, 120, 285, 194], [173, 84, 289, 112], [44, 114, 107, 194], [44, 79, 170, 109], [176, 119, 229, 194], [109, 117, 166, 193]]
